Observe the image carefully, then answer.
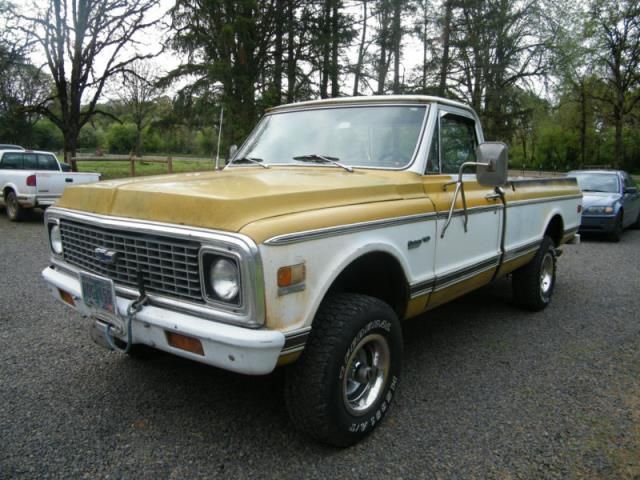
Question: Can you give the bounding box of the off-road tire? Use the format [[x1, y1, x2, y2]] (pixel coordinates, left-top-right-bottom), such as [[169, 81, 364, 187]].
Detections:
[[608, 212, 623, 242], [512, 235, 557, 312], [284, 293, 402, 447], [5, 190, 25, 221]]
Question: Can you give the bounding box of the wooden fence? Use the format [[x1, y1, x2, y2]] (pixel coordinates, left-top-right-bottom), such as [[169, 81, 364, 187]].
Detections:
[[70, 154, 218, 177]]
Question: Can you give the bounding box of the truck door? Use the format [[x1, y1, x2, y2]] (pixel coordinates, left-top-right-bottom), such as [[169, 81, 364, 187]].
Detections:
[[422, 107, 503, 309]]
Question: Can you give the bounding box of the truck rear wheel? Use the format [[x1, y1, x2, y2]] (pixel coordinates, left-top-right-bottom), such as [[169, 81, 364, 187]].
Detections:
[[512, 235, 556, 312], [284, 293, 402, 447], [6, 190, 25, 221]]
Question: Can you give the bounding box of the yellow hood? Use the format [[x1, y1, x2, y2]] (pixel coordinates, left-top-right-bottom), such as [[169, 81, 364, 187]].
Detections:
[[57, 167, 425, 233]]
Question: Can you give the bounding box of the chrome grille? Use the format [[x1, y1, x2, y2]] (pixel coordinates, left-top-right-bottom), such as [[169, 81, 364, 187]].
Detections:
[[59, 219, 203, 303]]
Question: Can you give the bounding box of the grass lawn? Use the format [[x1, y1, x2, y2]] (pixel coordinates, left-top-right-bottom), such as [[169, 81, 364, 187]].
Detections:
[[76, 159, 218, 180]]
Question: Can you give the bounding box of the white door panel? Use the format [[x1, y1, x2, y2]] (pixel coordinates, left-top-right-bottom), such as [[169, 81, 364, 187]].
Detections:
[[434, 207, 502, 278]]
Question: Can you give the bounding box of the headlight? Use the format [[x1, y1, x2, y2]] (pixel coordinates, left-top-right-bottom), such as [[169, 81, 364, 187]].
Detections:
[[50, 224, 63, 254], [202, 253, 241, 305], [585, 206, 614, 214], [211, 258, 240, 301]]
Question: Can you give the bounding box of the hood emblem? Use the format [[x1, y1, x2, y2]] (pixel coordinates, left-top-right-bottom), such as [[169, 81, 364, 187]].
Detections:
[[94, 247, 118, 264]]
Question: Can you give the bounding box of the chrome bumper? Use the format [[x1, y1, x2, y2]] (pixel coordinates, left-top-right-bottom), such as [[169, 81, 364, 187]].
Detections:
[[42, 265, 285, 375]]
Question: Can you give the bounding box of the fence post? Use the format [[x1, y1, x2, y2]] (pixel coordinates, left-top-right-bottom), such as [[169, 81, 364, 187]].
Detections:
[[168, 156, 173, 174], [129, 154, 135, 177]]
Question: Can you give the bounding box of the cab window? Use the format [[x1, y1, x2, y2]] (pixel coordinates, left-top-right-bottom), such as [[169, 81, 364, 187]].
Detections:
[[0, 153, 23, 169], [37, 154, 59, 171], [440, 114, 477, 174], [23, 153, 38, 170]]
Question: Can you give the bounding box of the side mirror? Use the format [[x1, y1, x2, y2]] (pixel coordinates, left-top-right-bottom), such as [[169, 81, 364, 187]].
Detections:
[[624, 186, 638, 194], [228, 144, 238, 162], [60, 162, 72, 172], [476, 142, 508, 187]]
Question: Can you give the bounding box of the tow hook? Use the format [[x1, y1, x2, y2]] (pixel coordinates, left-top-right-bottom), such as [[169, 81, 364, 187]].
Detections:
[[103, 271, 148, 353]]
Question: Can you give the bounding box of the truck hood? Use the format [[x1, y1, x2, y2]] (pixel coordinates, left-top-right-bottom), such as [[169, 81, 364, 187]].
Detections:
[[581, 191, 621, 209], [56, 167, 425, 233]]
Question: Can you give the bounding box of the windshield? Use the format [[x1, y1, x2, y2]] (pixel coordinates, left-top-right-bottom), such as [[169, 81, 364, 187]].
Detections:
[[570, 173, 619, 193], [234, 105, 428, 169]]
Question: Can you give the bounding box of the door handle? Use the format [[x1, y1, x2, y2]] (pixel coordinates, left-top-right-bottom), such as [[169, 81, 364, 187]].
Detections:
[[65, 178, 73, 183], [485, 192, 501, 201]]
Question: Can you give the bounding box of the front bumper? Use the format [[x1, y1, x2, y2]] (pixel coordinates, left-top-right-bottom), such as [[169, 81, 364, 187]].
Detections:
[[579, 215, 617, 233], [42, 265, 285, 375]]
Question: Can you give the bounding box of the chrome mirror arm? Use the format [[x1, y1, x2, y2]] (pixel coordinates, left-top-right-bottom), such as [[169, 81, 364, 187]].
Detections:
[[440, 161, 490, 238]]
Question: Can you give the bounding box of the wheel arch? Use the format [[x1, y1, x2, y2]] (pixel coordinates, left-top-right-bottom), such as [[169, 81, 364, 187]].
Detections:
[[544, 212, 564, 247], [297, 242, 411, 329], [324, 250, 410, 319], [3, 184, 16, 199]]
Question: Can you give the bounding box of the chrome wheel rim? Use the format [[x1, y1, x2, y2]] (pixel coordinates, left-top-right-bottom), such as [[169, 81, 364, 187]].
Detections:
[[540, 252, 554, 295], [6, 195, 16, 218], [342, 332, 390, 415]]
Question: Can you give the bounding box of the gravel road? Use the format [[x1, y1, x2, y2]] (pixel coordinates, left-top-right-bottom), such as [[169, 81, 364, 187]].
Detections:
[[1, 211, 639, 479]]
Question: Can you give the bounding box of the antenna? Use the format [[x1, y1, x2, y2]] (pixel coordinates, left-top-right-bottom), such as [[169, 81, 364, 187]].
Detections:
[[215, 107, 224, 170]]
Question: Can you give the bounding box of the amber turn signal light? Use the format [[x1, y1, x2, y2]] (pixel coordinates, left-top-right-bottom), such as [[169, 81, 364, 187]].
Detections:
[[166, 332, 204, 356], [277, 263, 306, 287], [59, 289, 75, 306]]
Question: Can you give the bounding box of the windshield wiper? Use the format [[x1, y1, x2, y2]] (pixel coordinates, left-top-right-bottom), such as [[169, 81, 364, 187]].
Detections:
[[231, 156, 270, 169], [293, 154, 353, 172]]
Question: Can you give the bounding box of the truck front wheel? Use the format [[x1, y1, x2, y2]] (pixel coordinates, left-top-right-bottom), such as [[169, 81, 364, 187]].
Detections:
[[512, 235, 556, 312], [284, 293, 402, 447]]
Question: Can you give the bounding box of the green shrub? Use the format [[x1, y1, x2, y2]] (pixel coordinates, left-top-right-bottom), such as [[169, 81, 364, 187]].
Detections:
[[106, 123, 137, 154], [32, 119, 64, 151]]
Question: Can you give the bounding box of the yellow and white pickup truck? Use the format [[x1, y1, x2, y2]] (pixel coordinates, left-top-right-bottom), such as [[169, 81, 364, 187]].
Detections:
[[41, 96, 581, 446]]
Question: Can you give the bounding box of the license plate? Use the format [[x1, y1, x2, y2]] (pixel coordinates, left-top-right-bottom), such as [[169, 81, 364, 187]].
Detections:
[[80, 272, 118, 320]]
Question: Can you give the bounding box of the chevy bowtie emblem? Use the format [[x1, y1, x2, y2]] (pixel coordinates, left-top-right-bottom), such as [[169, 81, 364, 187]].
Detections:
[[94, 247, 118, 264]]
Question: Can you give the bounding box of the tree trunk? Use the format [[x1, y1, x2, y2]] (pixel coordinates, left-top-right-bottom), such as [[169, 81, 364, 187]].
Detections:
[[353, 0, 367, 96], [438, 0, 452, 97], [320, 1, 331, 99], [579, 79, 586, 168], [64, 125, 79, 171], [613, 103, 624, 168], [391, 0, 402, 93], [422, 1, 428, 92], [273, 0, 284, 105], [376, 4, 390, 95], [330, 0, 340, 97], [286, 0, 297, 103], [135, 120, 142, 157]]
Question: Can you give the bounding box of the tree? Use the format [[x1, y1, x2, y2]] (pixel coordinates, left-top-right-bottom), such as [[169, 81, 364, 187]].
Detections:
[[0, 1, 51, 144], [448, 0, 553, 141], [115, 61, 163, 156], [590, 0, 640, 168], [19, 0, 161, 169], [169, 0, 274, 147]]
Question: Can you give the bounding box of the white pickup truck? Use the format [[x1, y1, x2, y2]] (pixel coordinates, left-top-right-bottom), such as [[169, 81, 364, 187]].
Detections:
[[0, 149, 100, 221], [42, 96, 582, 446]]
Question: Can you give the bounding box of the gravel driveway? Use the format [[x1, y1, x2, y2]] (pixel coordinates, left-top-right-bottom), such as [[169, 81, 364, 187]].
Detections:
[[1, 211, 639, 479]]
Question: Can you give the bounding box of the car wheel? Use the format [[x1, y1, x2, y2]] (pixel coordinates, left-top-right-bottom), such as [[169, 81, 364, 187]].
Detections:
[[6, 190, 24, 221], [608, 213, 623, 242], [512, 235, 557, 312], [284, 293, 402, 447], [632, 210, 640, 230]]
